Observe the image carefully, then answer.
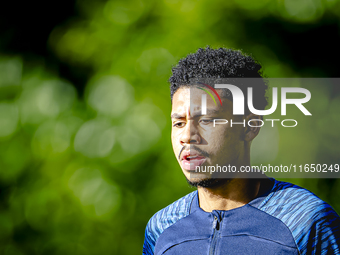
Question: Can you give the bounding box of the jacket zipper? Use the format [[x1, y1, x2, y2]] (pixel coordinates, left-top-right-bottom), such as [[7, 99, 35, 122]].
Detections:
[[209, 213, 221, 255]]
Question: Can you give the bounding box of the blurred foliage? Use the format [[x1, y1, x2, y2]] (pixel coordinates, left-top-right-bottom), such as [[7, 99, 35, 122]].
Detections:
[[1, 0, 340, 254]]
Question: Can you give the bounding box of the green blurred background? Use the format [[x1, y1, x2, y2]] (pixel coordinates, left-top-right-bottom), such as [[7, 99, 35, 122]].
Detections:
[[1, 0, 340, 254]]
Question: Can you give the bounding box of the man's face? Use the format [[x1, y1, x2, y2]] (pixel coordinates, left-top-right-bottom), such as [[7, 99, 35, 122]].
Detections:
[[171, 86, 246, 186]]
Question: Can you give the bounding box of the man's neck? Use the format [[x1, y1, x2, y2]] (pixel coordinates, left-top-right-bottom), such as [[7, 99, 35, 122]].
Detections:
[[197, 178, 262, 212]]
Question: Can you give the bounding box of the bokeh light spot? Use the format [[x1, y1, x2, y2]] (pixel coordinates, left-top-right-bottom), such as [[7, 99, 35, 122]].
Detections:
[[68, 168, 121, 216], [0, 103, 19, 138], [0, 57, 22, 87], [87, 76, 134, 117], [74, 118, 115, 158], [20, 80, 76, 124]]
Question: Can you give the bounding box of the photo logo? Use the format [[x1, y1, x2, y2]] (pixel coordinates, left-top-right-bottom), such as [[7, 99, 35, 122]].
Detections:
[[200, 83, 312, 128], [197, 82, 222, 115], [201, 84, 311, 116]]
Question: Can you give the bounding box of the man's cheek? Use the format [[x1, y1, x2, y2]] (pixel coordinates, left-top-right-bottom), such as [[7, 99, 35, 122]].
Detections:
[[171, 131, 176, 144]]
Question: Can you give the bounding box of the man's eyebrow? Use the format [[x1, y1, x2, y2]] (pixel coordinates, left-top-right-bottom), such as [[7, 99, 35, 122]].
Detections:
[[171, 109, 220, 119], [191, 109, 220, 117], [171, 113, 185, 119]]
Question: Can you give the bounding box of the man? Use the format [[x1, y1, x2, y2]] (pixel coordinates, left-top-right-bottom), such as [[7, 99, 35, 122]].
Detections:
[[143, 47, 340, 255]]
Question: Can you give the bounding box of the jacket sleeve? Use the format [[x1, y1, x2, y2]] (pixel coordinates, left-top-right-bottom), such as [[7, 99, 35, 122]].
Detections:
[[303, 204, 340, 255], [143, 218, 157, 255]]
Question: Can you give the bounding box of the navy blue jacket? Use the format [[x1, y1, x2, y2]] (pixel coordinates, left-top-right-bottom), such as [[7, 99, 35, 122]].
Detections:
[[143, 179, 340, 254]]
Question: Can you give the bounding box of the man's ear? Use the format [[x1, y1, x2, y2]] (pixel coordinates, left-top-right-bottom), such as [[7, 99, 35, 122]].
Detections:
[[244, 114, 262, 142]]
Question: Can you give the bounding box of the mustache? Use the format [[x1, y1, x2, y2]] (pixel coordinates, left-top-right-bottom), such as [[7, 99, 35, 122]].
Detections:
[[178, 145, 210, 160]]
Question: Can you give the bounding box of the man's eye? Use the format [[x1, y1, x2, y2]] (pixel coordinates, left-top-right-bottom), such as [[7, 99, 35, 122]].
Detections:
[[173, 122, 185, 128], [199, 119, 213, 125]]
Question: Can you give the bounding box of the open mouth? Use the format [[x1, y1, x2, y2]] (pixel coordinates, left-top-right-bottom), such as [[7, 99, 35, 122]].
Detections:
[[181, 151, 207, 171], [184, 155, 206, 161]]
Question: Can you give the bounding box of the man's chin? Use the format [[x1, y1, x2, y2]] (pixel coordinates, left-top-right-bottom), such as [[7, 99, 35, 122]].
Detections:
[[186, 177, 228, 188]]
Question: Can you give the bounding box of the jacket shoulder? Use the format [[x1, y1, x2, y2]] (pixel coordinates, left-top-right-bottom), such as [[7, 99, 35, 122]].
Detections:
[[143, 191, 197, 255], [258, 179, 340, 255]]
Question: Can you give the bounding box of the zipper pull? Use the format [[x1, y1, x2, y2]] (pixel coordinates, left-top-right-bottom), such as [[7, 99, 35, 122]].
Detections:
[[213, 216, 217, 228], [213, 215, 220, 230]]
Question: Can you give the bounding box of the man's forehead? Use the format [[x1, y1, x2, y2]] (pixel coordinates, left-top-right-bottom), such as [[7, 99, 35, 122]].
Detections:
[[173, 86, 227, 100], [171, 87, 232, 117], [171, 87, 203, 112], [172, 87, 190, 101]]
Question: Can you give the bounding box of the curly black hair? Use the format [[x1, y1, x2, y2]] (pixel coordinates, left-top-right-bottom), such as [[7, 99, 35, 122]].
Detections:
[[169, 46, 268, 112]]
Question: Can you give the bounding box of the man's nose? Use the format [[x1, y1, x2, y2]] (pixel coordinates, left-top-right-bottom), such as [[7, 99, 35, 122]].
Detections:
[[180, 122, 201, 145]]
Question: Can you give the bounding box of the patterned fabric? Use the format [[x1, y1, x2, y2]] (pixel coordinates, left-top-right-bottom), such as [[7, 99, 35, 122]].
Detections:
[[143, 179, 340, 255], [257, 180, 340, 255], [143, 191, 196, 254]]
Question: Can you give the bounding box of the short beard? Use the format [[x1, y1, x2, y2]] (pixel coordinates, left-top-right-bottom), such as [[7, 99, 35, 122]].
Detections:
[[186, 178, 228, 188]]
